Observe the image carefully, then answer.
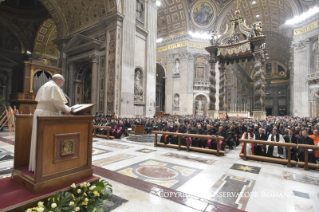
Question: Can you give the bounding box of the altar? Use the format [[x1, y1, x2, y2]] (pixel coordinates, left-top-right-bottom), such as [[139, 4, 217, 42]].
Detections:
[[227, 112, 250, 118]]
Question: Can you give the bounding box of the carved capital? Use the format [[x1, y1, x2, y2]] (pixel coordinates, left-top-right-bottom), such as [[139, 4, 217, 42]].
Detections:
[[294, 39, 310, 51], [89, 53, 99, 63]]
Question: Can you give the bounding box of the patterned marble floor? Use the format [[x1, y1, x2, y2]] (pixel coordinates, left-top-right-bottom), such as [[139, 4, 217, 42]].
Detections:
[[1, 132, 319, 212]]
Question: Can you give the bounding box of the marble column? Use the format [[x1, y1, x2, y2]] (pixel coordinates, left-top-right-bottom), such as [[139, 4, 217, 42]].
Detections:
[[6, 71, 12, 103], [119, 0, 135, 116], [58, 44, 67, 90], [209, 56, 217, 110], [292, 39, 310, 117], [67, 63, 74, 105], [165, 54, 174, 114], [218, 62, 226, 111], [90, 53, 99, 115], [186, 52, 194, 115], [144, 0, 157, 117]]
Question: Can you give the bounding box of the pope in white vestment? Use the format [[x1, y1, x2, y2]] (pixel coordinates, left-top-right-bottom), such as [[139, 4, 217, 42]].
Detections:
[[28, 74, 73, 172]]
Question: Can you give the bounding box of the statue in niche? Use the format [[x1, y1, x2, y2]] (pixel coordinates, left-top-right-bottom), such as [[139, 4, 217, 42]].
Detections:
[[173, 59, 180, 75], [134, 69, 143, 102], [197, 101, 203, 111], [312, 40, 318, 72], [136, 0, 144, 21], [173, 95, 179, 108]]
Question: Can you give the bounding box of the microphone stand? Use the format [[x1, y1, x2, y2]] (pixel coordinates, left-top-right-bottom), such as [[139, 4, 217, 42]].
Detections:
[[62, 90, 71, 106]]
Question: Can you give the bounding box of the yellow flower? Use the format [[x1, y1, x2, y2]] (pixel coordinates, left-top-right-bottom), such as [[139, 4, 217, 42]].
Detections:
[[83, 192, 87, 196], [93, 191, 100, 197], [82, 201, 88, 206]]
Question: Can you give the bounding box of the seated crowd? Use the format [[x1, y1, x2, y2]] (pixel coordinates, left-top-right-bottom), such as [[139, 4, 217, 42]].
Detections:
[[93, 114, 319, 163]]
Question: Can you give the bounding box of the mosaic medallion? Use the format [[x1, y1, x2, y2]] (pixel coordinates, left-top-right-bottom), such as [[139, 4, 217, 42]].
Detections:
[[136, 166, 177, 179], [191, 1, 216, 28], [116, 159, 202, 189]]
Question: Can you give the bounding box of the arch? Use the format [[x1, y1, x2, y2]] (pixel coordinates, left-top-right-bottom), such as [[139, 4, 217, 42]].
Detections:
[[156, 63, 166, 77], [33, 18, 58, 59], [0, 17, 28, 53], [310, 88, 319, 101], [156, 63, 165, 111], [194, 93, 210, 102], [38, 0, 115, 37]]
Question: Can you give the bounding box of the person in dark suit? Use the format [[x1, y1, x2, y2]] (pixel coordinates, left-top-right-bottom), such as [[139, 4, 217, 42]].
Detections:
[[172, 122, 184, 145], [255, 128, 268, 155], [298, 130, 315, 163], [192, 124, 205, 147], [284, 129, 297, 161], [213, 126, 226, 150], [160, 122, 175, 144]]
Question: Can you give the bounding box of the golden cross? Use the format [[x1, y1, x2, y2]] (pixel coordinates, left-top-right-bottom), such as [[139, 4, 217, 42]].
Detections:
[[234, 0, 242, 9]]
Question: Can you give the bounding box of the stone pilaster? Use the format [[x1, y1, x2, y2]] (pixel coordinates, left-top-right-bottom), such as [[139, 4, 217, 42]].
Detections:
[[292, 39, 310, 117], [144, 0, 157, 117], [118, 0, 135, 117], [90, 53, 99, 115], [67, 62, 74, 105]]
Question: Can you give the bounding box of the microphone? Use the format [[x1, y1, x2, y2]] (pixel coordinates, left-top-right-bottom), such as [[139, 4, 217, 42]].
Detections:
[[62, 90, 71, 106]]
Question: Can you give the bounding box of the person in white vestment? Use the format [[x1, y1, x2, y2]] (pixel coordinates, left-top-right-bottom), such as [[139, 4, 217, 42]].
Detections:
[[28, 74, 74, 172]]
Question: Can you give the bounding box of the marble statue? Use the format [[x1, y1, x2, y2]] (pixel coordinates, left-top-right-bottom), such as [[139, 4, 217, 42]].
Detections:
[[197, 101, 203, 111], [173, 94, 179, 107], [136, 0, 144, 21], [173, 59, 180, 75], [312, 41, 318, 72], [134, 70, 143, 102]]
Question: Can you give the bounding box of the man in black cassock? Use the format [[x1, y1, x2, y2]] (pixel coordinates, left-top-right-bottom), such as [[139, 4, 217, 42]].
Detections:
[[298, 130, 315, 163]]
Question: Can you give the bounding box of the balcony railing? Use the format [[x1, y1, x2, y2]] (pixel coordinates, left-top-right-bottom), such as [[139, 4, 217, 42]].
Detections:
[[193, 79, 210, 91]]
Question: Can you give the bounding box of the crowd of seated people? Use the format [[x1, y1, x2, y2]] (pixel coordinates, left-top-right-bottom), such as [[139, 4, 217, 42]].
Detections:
[[93, 113, 319, 163]]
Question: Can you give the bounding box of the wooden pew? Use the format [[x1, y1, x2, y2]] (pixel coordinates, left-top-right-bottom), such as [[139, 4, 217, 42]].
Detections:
[[152, 131, 225, 156]]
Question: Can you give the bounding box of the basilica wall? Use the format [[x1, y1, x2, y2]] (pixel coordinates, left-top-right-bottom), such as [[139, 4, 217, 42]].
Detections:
[[291, 14, 319, 118], [156, 35, 213, 115]]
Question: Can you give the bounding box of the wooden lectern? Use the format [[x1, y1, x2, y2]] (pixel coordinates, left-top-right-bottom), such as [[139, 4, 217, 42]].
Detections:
[[12, 115, 94, 193]]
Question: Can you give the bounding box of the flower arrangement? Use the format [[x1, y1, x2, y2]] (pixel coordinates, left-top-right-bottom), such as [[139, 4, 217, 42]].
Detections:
[[25, 180, 112, 212]]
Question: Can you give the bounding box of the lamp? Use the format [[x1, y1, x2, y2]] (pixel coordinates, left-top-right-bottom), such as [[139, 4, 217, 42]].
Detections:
[[26, 50, 33, 63]]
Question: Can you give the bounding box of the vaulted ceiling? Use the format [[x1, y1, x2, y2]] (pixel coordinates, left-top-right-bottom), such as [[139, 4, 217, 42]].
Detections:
[[38, 0, 119, 37], [157, 0, 317, 68]]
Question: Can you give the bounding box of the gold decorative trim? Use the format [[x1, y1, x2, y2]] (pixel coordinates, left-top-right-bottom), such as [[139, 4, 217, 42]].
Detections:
[[157, 41, 210, 53], [270, 79, 289, 84], [294, 20, 318, 36]]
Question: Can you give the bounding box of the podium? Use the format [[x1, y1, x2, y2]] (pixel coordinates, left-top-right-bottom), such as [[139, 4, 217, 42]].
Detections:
[[12, 115, 94, 193]]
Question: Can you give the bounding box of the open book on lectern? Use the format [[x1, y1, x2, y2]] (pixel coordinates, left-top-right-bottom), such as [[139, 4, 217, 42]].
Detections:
[[72, 104, 95, 115]]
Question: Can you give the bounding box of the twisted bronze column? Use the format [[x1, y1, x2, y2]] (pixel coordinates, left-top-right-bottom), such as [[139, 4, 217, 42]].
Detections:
[[209, 57, 217, 110], [252, 51, 266, 110], [219, 62, 226, 111]]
